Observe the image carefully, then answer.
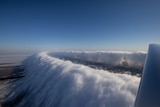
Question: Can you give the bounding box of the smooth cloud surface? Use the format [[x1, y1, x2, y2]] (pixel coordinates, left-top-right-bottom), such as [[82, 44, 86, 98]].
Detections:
[[5, 52, 140, 107]]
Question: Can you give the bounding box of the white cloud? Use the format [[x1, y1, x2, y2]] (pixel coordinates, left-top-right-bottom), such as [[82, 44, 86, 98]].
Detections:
[[50, 51, 146, 67], [5, 52, 140, 107]]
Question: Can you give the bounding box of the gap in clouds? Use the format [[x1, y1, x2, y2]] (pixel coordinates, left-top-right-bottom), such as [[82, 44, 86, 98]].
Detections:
[[49, 51, 146, 77]]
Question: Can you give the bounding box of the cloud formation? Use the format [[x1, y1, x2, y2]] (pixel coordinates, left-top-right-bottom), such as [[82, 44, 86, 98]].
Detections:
[[5, 52, 140, 107], [50, 51, 146, 67]]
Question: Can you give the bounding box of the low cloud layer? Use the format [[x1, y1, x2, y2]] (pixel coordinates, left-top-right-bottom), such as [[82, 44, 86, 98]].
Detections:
[[50, 51, 146, 67], [5, 52, 140, 107]]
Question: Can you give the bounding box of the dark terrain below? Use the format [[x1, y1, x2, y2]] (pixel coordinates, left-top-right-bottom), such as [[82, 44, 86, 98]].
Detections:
[[57, 56, 143, 77], [0, 63, 24, 107]]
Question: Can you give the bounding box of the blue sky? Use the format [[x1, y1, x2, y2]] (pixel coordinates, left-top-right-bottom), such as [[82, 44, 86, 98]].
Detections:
[[0, 0, 160, 53]]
